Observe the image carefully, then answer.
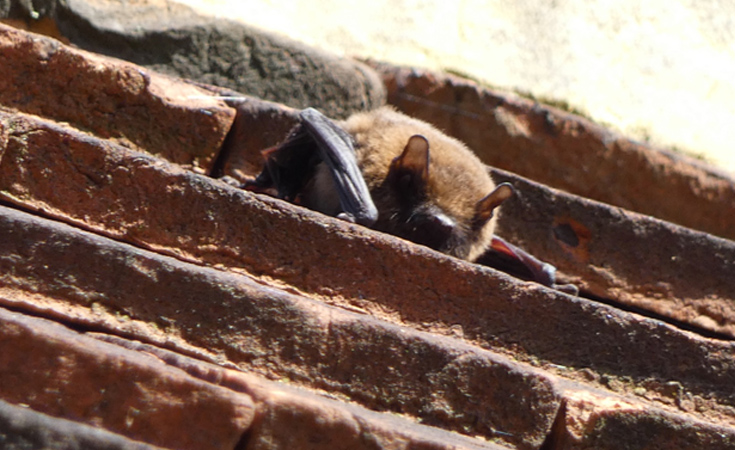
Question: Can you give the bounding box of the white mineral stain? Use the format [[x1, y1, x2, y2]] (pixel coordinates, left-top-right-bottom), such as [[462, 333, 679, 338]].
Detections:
[[172, 0, 735, 175]]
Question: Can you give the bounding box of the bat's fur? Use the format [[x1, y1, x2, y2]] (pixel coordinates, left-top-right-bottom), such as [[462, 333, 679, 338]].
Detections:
[[303, 107, 510, 261]]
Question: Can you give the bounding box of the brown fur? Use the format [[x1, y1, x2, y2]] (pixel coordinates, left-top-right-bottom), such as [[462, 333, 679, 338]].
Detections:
[[307, 107, 503, 261]]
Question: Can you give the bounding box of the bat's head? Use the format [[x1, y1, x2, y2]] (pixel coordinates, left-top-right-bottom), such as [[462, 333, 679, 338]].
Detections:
[[346, 108, 513, 261]]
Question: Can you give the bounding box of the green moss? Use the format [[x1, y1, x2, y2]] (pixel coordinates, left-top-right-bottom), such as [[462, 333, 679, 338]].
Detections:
[[668, 144, 709, 162], [513, 88, 592, 118], [442, 66, 593, 119], [442, 67, 486, 86]]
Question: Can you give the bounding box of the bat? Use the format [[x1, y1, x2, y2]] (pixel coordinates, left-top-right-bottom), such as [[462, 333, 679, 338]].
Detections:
[[244, 107, 575, 293]]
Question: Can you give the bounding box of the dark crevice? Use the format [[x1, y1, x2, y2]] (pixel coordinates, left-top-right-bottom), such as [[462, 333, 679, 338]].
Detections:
[[0, 199, 45, 219], [208, 105, 239, 179], [577, 289, 735, 341], [3, 195, 735, 345], [0, 197, 233, 282], [539, 399, 568, 450], [0, 198, 124, 244], [0, 298, 231, 381], [196, 84, 264, 180], [0, 199, 180, 263], [478, 242, 735, 342], [0, 299, 110, 337], [233, 426, 254, 450]]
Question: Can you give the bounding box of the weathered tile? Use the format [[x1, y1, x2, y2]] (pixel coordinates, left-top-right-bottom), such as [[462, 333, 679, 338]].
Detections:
[[489, 168, 735, 339], [0, 206, 561, 449], [2, 105, 735, 430], [0, 23, 235, 171], [0, 307, 254, 450], [0, 399, 163, 450], [544, 383, 735, 450], [2, 20, 735, 449], [93, 335, 511, 450], [373, 63, 735, 243], [0, 0, 386, 119]]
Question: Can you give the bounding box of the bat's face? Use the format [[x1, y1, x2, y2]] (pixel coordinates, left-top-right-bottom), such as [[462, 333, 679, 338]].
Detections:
[[343, 108, 512, 261], [247, 107, 511, 262], [246, 107, 562, 290]]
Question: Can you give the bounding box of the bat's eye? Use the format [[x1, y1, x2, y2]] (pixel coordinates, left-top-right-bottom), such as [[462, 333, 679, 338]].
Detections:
[[404, 209, 456, 252]]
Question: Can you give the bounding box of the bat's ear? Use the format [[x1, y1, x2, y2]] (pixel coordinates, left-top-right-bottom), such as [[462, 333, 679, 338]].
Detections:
[[473, 182, 514, 228], [389, 135, 430, 192]]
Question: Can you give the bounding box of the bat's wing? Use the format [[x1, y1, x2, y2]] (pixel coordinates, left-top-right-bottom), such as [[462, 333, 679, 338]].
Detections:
[[245, 108, 378, 226], [480, 236, 579, 295]]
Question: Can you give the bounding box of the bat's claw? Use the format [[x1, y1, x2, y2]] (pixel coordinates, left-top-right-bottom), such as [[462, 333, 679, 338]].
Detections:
[[218, 175, 242, 187], [337, 212, 357, 223], [537, 262, 557, 288], [554, 283, 580, 296]]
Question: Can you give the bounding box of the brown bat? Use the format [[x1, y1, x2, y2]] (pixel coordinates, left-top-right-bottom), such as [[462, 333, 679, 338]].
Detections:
[[245, 107, 571, 291]]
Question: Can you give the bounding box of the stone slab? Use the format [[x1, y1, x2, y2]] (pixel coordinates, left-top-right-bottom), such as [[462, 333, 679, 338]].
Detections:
[[2, 107, 735, 427], [0, 206, 561, 449], [0, 399, 163, 450], [93, 335, 511, 450], [0, 0, 386, 119], [374, 64, 735, 243], [0, 22, 235, 171], [0, 307, 254, 450]]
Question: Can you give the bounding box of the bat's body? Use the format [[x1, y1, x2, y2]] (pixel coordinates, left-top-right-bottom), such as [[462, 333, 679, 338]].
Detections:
[[305, 108, 509, 261], [246, 107, 571, 291]]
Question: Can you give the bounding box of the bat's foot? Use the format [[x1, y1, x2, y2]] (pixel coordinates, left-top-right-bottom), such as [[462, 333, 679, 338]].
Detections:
[[337, 212, 357, 223], [217, 175, 242, 187], [337, 211, 376, 227], [554, 283, 580, 296], [241, 179, 279, 197]]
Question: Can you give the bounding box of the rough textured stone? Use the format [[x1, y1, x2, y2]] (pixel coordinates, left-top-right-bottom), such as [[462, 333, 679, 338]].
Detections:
[[3, 18, 735, 449], [0, 108, 214, 245], [2, 103, 735, 406], [0, 399, 162, 450], [211, 98, 735, 341], [0, 206, 561, 449], [0, 307, 255, 450], [241, 392, 501, 450], [0, 0, 386, 119], [113, 338, 735, 450], [0, 309, 505, 450], [489, 168, 735, 340], [0, 22, 235, 171], [3, 204, 735, 448], [159, 0, 735, 176], [0, 312, 254, 448], [373, 64, 735, 243], [92, 336, 509, 450], [544, 383, 735, 450]]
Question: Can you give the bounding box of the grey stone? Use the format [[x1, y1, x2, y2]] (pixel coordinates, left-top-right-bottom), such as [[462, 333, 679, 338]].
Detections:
[[0, 400, 162, 450], [1, 0, 385, 118]]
